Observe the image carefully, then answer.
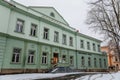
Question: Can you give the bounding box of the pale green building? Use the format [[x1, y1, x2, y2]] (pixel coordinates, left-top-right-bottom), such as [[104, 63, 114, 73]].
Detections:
[[0, 0, 107, 74]]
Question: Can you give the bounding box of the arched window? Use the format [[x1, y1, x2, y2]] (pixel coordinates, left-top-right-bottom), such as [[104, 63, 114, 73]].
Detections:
[[81, 56, 85, 66], [99, 58, 102, 67], [94, 58, 97, 67], [88, 57, 91, 66], [104, 59, 106, 67], [50, 12, 55, 17]]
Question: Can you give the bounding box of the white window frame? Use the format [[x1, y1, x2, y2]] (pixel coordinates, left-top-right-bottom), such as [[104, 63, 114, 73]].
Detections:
[[62, 55, 66, 63], [30, 23, 37, 36], [43, 28, 49, 39], [88, 57, 91, 67], [62, 34, 67, 45], [42, 52, 47, 64], [93, 43, 96, 51], [87, 42, 90, 50], [81, 56, 85, 66], [15, 19, 24, 33], [54, 31, 59, 42], [70, 56, 74, 65], [12, 48, 21, 63], [27, 50, 35, 64], [80, 40, 84, 48], [98, 45, 100, 52], [69, 37, 73, 46], [94, 58, 97, 67]]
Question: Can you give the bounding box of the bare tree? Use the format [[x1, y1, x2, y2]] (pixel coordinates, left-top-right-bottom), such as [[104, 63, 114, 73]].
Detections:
[[86, 0, 120, 60]]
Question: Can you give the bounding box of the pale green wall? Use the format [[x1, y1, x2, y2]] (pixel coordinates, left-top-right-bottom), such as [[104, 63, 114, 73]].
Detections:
[[0, 0, 108, 70], [0, 5, 10, 34], [0, 36, 6, 69]]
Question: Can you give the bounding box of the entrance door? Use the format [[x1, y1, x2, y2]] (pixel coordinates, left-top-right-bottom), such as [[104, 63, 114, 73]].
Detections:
[[53, 53, 58, 64]]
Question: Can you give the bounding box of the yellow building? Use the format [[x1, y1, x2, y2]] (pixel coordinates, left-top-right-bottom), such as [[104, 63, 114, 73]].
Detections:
[[101, 46, 120, 70]]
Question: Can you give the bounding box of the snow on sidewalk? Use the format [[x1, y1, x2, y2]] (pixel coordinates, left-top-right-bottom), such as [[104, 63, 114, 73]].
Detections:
[[75, 71, 120, 80], [0, 72, 81, 80]]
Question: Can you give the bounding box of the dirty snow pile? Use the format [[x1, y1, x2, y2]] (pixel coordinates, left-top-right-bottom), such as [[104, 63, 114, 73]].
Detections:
[[75, 71, 120, 80]]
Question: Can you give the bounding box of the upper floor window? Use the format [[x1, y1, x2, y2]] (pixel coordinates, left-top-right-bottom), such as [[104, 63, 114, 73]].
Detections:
[[30, 24, 37, 36], [27, 50, 35, 64], [62, 55, 66, 63], [80, 40, 84, 49], [93, 43, 96, 51], [87, 42, 90, 50], [43, 28, 49, 40], [12, 48, 21, 63], [62, 34, 67, 45], [54, 31, 59, 42], [15, 19, 24, 33], [81, 56, 85, 66], [42, 52, 47, 64], [70, 56, 74, 65], [69, 37, 73, 46], [98, 45, 100, 52]]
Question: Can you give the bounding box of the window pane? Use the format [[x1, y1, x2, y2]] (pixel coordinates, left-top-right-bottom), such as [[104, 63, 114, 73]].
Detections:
[[12, 48, 21, 63], [42, 52, 47, 64], [30, 24, 37, 36], [27, 50, 35, 63], [62, 34, 66, 44], [54, 31, 59, 42], [43, 28, 49, 39], [15, 19, 24, 33]]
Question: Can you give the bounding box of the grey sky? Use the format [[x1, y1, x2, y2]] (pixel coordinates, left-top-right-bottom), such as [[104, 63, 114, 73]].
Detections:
[[14, 0, 104, 41]]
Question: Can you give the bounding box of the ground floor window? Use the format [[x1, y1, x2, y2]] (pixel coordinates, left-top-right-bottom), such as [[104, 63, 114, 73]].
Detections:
[[94, 58, 97, 67], [62, 55, 66, 63], [104, 59, 107, 67], [12, 48, 21, 63], [99, 58, 102, 67], [81, 56, 85, 66], [42, 52, 47, 64], [88, 57, 91, 67], [27, 50, 35, 64], [70, 56, 74, 65]]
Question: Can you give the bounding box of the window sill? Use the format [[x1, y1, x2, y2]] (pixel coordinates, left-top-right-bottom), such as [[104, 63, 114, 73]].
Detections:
[[81, 65, 85, 67], [26, 63, 35, 65], [62, 43, 67, 45], [43, 38, 49, 40], [41, 63, 48, 65], [10, 62, 21, 64], [14, 31, 25, 34], [29, 34, 37, 38], [70, 64, 74, 66], [69, 45, 73, 47], [54, 41, 59, 43]]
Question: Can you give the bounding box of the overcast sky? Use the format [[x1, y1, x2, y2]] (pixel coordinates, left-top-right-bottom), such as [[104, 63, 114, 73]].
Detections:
[[13, 0, 104, 41]]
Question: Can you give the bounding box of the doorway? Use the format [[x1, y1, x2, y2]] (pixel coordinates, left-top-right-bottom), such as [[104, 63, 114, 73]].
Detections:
[[53, 53, 58, 64]]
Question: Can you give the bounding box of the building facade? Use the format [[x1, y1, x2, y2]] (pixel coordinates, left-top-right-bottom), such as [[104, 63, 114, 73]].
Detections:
[[0, 0, 107, 74], [101, 46, 120, 71]]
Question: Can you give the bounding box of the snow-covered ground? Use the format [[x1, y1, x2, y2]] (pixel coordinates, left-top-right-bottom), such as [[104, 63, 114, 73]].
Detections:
[[0, 72, 81, 80], [0, 71, 120, 80], [75, 71, 120, 80]]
